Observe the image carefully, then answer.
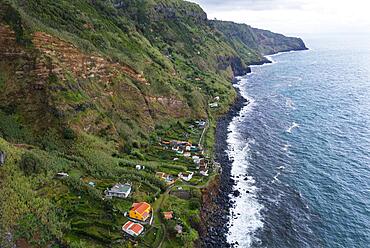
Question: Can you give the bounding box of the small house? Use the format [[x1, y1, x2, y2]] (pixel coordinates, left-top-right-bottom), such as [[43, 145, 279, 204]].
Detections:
[[214, 96, 220, 101], [209, 102, 219, 108], [122, 221, 144, 237], [197, 121, 206, 128], [184, 152, 191, 157], [105, 183, 132, 199], [88, 182, 96, 187], [163, 211, 173, 220], [55, 172, 69, 178], [175, 224, 183, 234], [156, 172, 175, 185], [129, 202, 152, 222], [199, 165, 209, 176], [178, 171, 194, 182], [192, 156, 200, 164]]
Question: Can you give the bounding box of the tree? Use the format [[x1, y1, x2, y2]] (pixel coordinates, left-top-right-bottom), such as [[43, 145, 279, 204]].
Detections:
[[19, 152, 42, 176]]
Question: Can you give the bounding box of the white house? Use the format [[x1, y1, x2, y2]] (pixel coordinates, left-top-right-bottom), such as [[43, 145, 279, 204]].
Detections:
[[199, 165, 209, 176], [178, 171, 194, 181], [105, 183, 132, 199], [56, 172, 69, 178], [192, 156, 200, 164], [209, 102, 219, 108], [184, 152, 191, 157]]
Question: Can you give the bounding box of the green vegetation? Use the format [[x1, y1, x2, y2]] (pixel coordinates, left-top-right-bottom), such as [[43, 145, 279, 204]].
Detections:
[[0, 0, 306, 247]]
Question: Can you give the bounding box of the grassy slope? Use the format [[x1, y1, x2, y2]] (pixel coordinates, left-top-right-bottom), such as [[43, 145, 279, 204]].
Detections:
[[0, 0, 306, 247]]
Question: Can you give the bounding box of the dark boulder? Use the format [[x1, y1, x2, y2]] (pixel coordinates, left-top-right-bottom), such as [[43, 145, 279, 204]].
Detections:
[[0, 151, 5, 165], [232, 189, 241, 197]]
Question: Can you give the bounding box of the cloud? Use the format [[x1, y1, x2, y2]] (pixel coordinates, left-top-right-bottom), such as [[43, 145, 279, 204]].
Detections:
[[189, 0, 307, 11], [188, 0, 370, 35]]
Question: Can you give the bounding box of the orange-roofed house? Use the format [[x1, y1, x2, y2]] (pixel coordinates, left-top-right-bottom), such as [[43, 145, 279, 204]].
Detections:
[[122, 221, 144, 237], [129, 202, 152, 221], [163, 211, 173, 220]]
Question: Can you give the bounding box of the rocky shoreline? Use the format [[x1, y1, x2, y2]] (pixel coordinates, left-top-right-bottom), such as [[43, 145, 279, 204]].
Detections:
[[199, 82, 248, 248], [199, 47, 309, 247]]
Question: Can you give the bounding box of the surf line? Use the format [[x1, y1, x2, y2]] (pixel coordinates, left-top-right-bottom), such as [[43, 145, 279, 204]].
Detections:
[[287, 122, 300, 133]]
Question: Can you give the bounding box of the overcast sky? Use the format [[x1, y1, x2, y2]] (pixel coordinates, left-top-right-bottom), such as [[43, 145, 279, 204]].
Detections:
[[189, 0, 370, 36]]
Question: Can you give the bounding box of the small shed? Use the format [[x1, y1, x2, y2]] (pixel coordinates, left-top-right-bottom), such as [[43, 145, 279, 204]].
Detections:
[[56, 172, 69, 178], [175, 224, 183, 234], [209, 102, 219, 108], [163, 211, 173, 220]]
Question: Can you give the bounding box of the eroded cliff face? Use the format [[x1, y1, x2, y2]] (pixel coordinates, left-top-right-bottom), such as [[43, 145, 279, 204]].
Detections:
[[0, 0, 307, 148], [0, 19, 190, 140]]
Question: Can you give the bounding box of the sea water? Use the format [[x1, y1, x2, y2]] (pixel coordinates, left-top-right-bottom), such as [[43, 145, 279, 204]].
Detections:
[[226, 34, 370, 247]]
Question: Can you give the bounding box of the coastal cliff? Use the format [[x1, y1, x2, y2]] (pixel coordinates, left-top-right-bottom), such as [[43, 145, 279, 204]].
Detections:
[[0, 0, 306, 247]]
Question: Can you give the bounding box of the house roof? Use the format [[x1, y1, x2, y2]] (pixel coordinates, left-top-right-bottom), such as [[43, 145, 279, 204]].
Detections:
[[130, 223, 144, 234], [131, 202, 151, 215], [163, 211, 173, 220], [122, 221, 144, 235], [175, 224, 183, 233], [181, 171, 193, 177], [110, 183, 131, 193]]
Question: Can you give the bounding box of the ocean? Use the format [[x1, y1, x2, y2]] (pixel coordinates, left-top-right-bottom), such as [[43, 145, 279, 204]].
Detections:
[[226, 34, 370, 247]]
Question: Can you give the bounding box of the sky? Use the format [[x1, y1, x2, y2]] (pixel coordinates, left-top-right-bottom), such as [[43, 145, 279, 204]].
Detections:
[[188, 0, 370, 36]]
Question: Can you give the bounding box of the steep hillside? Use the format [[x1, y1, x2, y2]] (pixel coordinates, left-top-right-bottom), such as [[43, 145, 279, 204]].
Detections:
[[0, 0, 307, 247], [211, 20, 307, 59]]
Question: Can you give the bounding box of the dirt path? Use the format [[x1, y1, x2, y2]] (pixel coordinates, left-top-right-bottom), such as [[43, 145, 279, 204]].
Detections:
[[153, 185, 175, 248]]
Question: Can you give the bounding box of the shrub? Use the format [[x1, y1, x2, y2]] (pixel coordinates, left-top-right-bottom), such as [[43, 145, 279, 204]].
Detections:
[[62, 127, 77, 140], [189, 214, 201, 230], [15, 213, 52, 246], [189, 198, 200, 210], [19, 152, 43, 176], [131, 149, 145, 160]]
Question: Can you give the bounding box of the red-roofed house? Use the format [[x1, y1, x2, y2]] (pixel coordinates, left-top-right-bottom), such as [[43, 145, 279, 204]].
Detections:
[[122, 221, 144, 237], [129, 202, 152, 221]]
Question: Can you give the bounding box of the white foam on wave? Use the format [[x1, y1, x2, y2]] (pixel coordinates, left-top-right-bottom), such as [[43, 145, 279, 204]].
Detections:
[[226, 77, 264, 247], [271, 172, 281, 183], [287, 122, 300, 133], [282, 143, 291, 151], [286, 98, 296, 110]]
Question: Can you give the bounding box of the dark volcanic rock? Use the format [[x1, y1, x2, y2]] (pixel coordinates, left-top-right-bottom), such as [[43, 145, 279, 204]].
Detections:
[[232, 189, 241, 197], [199, 83, 247, 248]]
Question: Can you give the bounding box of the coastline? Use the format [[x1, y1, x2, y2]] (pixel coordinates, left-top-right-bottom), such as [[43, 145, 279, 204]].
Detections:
[[200, 48, 308, 248], [199, 85, 247, 248]]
